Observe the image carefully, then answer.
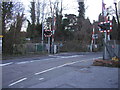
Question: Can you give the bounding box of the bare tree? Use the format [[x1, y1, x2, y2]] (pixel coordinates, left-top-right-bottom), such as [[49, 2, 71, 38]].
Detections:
[[114, 2, 120, 40], [36, 0, 41, 25], [30, 1, 36, 25], [2, 2, 13, 36], [2, 2, 13, 54], [2, 1, 25, 54]]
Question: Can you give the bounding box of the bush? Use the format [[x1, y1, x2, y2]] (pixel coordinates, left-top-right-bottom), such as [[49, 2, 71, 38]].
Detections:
[[60, 40, 88, 52]]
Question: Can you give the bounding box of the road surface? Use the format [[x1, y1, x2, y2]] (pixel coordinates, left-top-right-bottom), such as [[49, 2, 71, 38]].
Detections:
[[1, 52, 119, 88]]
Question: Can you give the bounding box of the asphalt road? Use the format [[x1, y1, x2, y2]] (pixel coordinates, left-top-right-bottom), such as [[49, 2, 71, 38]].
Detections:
[[1, 52, 119, 88]]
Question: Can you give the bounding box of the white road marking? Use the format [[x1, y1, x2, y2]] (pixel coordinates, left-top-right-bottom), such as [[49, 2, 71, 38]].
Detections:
[[1, 55, 101, 67], [59, 55, 83, 59], [8, 78, 27, 87], [49, 55, 81, 58], [34, 57, 102, 75], [93, 57, 102, 60], [2, 55, 83, 66], [39, 78, 44, 81], [16, 59, 53, 65], [48, 55, 54, 56], [29, 58, 54, 63], [17, 55, 83, 65], [30, 61, 34, 62], [7, 56, 102, 87], [0, 62, 13, 67], [16, 61, 30, 64]]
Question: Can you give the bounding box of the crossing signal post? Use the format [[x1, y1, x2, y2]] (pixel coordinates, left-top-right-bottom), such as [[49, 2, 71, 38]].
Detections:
[[44, 29, 52, 54], [90, 25, 99, 52], [98, 21, 112, 60]]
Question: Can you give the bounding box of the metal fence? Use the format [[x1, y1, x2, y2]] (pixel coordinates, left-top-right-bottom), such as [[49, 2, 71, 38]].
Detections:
[[103, 40, 120, 60], [13, 43, 46, 54]]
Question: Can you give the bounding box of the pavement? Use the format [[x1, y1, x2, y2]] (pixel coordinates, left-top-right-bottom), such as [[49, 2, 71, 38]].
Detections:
[[1, 52, 119, 88]]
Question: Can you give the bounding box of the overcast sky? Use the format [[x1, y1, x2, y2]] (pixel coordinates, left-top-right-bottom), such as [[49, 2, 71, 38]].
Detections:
[[20, 0, 120, 23]]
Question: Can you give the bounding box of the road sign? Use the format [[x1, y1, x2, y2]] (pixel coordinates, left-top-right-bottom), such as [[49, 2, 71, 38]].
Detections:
[[98, 21, 112, 33], [44, 29, 52, 37], [92, 34, 98, 39]]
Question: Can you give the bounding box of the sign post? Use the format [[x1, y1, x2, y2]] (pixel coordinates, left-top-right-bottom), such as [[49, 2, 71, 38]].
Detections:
[[98, 21, 112, 60], [44, 29, 52, 54], [48, 37, 50, 54]]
